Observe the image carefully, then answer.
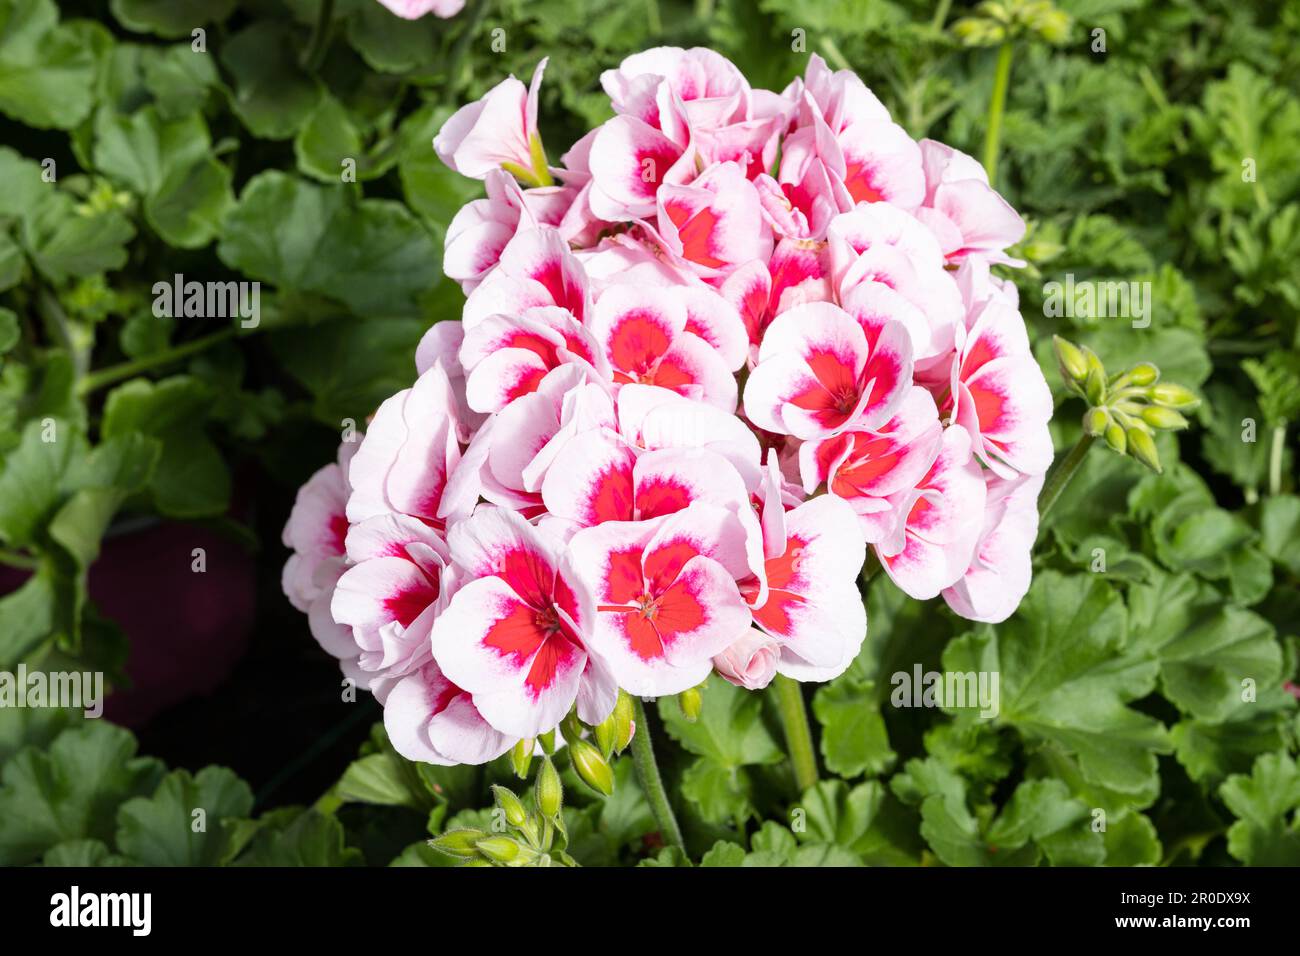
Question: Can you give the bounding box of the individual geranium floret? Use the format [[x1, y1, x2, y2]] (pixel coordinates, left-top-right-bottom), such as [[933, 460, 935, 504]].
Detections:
[[459, 305, 607, 413], [435, 58, 551, 185], [331, 514, 452, 691], [947, 296, 1054, 478], [587, 96, 695, 221], [441, 365, 615, 522], [602, 47, 751, 132], [444, 170, 575, 292], [281, 440, 361, 670], [463, 226, 591, 329], [743, 301, 912, 439], [799, 385, 945, 542], [383, 660, 516, 766], [651, 161, 772, 279], [588, 284, 738, 409], [346, 363, 462, 527], [740, 460, 867, 681], [915, 139, 1026, 265], [431, 506, 616, 737], [568, 503, 754, 697], [875, 426, 987, 600], [722, 242, 835, 359], [942, 470, 1044, 623], [616, 384, 764, 489]]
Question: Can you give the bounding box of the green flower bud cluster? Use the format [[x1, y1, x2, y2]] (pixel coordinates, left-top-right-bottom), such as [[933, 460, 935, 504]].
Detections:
[[1054, 336, 1201, 474], [953, 0, 1072, 47], [428, 771, 570, 867]]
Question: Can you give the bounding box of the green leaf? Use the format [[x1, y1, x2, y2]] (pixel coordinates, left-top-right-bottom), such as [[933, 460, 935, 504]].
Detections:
[[812, 676, 894, 779], [344, 1, 442, 74], [336, 752, 430, 811], [0, 566, 56, 666], [110, 0, 236, 38], [231, 809, 364, 867], [219, 21, 321, 140], [141, 42, 219, 119], [0, 307, 18, 353], [943, 571, 1170, 798], [0, 0, 98, 129], [295, 94, 399, 185], [1127, 572, 1282, 722], [218, 171, 440, 317], [145, 155, 234, 248], [115, 766, 254, 865], [0, 721, 164, 865], [42, 838, 128, 867], [795, 779, 921, 865], [101, 376, 230, 518], [92, 105, 209, 196], [1260, 495, 1300, 575], [0, 416, 81, 547], [1102, 810, 1161, 866], [1219, 752, 1300, 866]]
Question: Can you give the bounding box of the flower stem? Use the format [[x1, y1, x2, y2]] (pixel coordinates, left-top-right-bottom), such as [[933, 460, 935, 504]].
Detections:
[[302, 0, 336, 73], [76, 328, 238, 397], [0, 548, 39, 571], [982, 41, 1014, 189], [1038, 433, 1094, 519], [773, 675, 818, 793], [630, 698, 685, 853], [1269, 422, 1287, 495]]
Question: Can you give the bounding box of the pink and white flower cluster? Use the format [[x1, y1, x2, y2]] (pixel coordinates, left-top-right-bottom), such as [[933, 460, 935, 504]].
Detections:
[[282, 49, 1052, 766]]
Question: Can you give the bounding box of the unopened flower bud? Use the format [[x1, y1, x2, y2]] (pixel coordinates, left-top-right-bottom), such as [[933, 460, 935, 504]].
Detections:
[[560, 710, 585, 746], [593, 712, 617, 758], [536, 756, 563, 820], [1104, 421, 1127, 454], [491, 785, 528, 828], [430, 828, 486, 859], [1127, 428, 1162, 473], [678, 687, 702, 722], [510, 738, 533, 779], [1053, 336, 1088, 384], [1149, 383, 1200, 410], [570, 739, 615, 796], [476, 835, 527, 864], [612, 691, 635, 754], [1085, 365, 1107, 406], [1141, 405, 1188, 430], [538, 730, 556, 754], [1127, 362, 1159, 387], [1084, 407, 1110, 436]]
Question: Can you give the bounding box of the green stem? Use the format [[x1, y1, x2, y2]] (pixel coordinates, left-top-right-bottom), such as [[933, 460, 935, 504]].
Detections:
[[982, 41, 1014, 189], [931, 0, 953, 31], [821, 36, 853, 72], [76, 328, 238, 397], [773, 675, 818, 793], [302, 0, 336, 73], [1038, 433, 1094, 519], [630, 698, 685, 853], [1269, 422, 1287, 495]]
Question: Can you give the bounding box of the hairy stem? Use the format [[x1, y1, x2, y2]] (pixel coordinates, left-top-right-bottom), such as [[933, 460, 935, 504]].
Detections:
[[982, 41, 1014, 188], [1038, 433, 1095, 519], [76, 328, 238, 397], [773, 675, 819, 793], [630, 698, 685, 853]]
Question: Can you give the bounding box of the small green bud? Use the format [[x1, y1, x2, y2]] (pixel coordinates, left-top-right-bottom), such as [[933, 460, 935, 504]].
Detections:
[[570, 739, 615, 796], [593, 711, 618, 758], [475, 835, 524, 864], [1127, 362, 1159, 387], [1053, 336, 1088, 384], [1127, 428, 1162, 473], [510, 738, 533, 779], [538, 730, 556, 754], [1104, 420, 1127, 455], [561, 710, 587, 746], [1140, 405, 1188, 430], [536, 756, 563, 819], [1085, 365, 1107, 406], [678, 687, 702, 722], [429, 828, 486, 859], [1149, 383, 1200, 410], [1083, 407, 1110, 436], [491, 785, 528, 828], [612, 691, 635, 754]]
